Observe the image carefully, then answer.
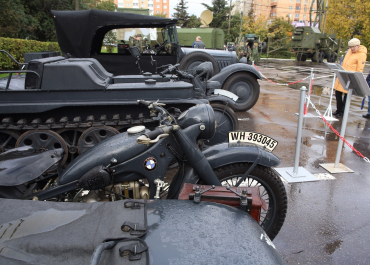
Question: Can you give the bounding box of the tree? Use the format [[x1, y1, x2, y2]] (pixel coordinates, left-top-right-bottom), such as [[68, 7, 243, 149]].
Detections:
[[184, 15, 201, 28], [153, 13, 167, 18], [266, 17, 294, 41], [173, 0, 190, 26], [201, 0, 230, 29], [0, 0, 38, 39], [325, 0, 370, 50]]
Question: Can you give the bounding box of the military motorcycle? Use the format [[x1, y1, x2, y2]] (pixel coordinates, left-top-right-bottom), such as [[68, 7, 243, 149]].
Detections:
[[0, 100, 287, 240]]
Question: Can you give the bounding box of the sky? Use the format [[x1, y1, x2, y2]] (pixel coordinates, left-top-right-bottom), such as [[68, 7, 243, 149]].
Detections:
[[170, 0, 214, 18]]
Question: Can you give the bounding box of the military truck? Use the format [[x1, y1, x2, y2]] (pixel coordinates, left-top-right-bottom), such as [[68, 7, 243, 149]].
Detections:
[[291, 26, 342, 63], [177, 28, 225, 50]]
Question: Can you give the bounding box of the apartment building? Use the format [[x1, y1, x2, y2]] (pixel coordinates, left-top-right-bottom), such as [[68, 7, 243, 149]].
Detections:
[[233, 0, 315, 23], [114, 0, 169, 17]]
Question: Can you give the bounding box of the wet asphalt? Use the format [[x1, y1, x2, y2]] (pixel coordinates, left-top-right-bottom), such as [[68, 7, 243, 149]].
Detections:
[[242, 59, 370, 264]]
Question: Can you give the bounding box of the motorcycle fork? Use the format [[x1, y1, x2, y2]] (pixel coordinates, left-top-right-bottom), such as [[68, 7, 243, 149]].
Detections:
[[174, 125, 221, 186]]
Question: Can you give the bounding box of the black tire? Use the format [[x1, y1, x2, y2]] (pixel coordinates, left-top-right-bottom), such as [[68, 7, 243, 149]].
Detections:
[[311, 54, 317, 63], [301, 54, 307, 62], [213, 163, 288, 240], [179, 51, 220, 77], [318, 52, 324, 63], [207, 103, 239, 146], [222, 72, 260, 112]]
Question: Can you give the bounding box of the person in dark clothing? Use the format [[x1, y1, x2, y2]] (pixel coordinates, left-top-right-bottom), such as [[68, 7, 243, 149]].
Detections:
[[192, 36, 205, 49], [362, 71, 370, 119]]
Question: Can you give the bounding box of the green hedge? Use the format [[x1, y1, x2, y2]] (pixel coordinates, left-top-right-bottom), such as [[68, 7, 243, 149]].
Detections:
[[0, 38, 61, 70]]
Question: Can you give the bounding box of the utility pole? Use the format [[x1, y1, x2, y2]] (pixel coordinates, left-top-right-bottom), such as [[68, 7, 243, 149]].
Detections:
[[75, 0, 79, 11], [228, 0, 232, 35], [239, 11, 243, 38]]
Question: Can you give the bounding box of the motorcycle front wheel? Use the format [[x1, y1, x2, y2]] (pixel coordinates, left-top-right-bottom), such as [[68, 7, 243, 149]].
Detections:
[[213, 162, 287, 240]]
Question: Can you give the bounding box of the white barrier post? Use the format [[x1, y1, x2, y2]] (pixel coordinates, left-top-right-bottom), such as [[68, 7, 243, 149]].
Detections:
[[323, 73, 339, 121], [276, 86, 318, 183]]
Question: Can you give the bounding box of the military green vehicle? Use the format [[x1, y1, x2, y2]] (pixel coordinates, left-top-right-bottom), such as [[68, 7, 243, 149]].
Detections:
[[290, 0, 344, 63], [177, 28, 224, 50], [291, 26, 342, 63]]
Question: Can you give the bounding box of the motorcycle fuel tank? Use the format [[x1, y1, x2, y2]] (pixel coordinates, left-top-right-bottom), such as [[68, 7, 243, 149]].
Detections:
[[59, 127, 151, 185]]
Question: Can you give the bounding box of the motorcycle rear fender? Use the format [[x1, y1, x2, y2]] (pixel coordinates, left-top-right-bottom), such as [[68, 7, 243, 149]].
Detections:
[[209, 63, 261, 85], [206, 94, 237, 105], [181, 143, 280, 185]]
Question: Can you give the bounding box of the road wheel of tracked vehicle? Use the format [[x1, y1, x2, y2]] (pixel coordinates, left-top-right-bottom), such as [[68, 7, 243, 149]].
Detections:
[[213, 163, 287, 240], [206, 103, 239, 146], [15, 130, 68, 170], [57, 129, 85, 163], [78, 126, 120, 154], [300, 54, 307, 62], [0, 130, 20, 154], [179, 51, 220, 77], [222, 72, 260, 112]]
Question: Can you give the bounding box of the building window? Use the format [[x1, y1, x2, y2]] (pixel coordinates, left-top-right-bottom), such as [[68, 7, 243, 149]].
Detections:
[[118, 0, 124, 7], [163, 0, 167, 2], [133, 3, 138, 6], [288, 13, 292, 18], [164, 11, 167, 14], [295, 13, 299, 18], [148, 4, 153, 7], [296, 0, 301, 3], [141, 4, 145, 7], [126, 3, 130, 6], [156, 11, 160, 14], [163, 5, 167, 8], [303, 15, 306, 19], [304, 7, 307, 11], [289, 6, 292, 9], [156, 0, 159, 2], [156, 4, 159, 7], [296, 6, 300, 10]]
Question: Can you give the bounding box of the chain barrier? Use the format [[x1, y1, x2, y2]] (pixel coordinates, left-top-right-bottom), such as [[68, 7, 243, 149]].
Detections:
[[306, 97, 370, 163], [254, 64, 311, 86]]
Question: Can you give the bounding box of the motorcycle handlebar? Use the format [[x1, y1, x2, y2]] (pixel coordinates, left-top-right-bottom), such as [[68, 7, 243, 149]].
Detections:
[[137, 100, 152, 107], [144, 127, 165, 140]]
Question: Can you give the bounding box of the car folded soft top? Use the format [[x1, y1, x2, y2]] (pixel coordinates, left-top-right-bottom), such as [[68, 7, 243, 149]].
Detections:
[[52, 9, 178, 58]]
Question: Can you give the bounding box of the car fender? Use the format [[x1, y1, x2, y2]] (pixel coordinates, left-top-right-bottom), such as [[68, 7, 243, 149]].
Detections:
[[209, 63, 261, 86], [180, 47, 238, 66]]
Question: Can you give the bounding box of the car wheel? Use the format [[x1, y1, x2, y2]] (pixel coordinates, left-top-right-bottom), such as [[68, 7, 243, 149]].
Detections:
[[222, 72, 260, 112], [179, 51, 220, 77]]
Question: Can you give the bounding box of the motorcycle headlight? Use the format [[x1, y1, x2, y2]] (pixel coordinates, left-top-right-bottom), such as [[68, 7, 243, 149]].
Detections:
[[178, 104, 216, 140]]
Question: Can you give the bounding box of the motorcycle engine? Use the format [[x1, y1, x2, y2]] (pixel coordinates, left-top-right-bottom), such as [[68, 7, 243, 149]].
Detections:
[[74, 181, 149, 202]]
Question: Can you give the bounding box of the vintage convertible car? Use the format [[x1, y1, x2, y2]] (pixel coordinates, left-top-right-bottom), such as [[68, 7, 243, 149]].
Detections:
[[51, 9, 261, 112]]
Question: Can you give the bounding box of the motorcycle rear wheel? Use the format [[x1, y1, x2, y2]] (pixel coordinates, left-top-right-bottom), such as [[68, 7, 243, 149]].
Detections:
[[213, 162, 287, 240]]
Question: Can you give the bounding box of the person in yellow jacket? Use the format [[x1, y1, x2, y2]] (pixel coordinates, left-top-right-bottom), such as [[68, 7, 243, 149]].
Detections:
[[333, 38, 368, 118]]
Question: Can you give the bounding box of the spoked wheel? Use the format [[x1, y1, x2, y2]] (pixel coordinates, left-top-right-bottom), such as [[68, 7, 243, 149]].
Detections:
[[0, 130, 20, 154], [57, 129, 84, 163], [223, 73, 260, 112], [15, 130, 68, 169], [207, 103, 239, 146], [78, 126, 120, 154], [213, 163, 288, 240]]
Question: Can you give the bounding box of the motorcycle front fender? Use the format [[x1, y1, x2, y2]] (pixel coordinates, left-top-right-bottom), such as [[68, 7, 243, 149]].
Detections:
[[203, 143, 280, 168], [209, 63, 261, 86], [180, 143, 280, 185]]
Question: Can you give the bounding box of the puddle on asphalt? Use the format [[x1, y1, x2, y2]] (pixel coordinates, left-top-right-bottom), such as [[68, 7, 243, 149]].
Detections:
[[324, 239, 343, 255]]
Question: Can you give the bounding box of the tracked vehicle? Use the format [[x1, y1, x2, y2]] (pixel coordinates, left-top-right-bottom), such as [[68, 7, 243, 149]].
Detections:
[[0, 52, 239, 166]]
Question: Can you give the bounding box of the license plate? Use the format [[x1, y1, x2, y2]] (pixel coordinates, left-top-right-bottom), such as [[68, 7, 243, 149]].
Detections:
[[228, 131, 278, 152]]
